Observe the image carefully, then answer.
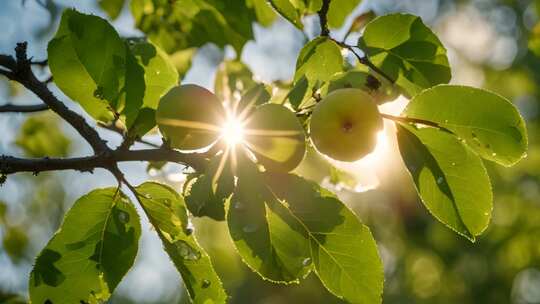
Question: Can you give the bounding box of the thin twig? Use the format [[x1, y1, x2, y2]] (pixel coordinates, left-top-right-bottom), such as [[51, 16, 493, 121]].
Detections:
[[333, 40, 395, 84], [318, 0, 331, 37], [30, 59, 48, 66], [0, 103, 49, 113]]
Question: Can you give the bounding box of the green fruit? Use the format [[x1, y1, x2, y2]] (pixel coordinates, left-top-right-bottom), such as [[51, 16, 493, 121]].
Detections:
[[310, 88, 383, 162], [244, 104, 306, 172], [156, 84, 225, 150]]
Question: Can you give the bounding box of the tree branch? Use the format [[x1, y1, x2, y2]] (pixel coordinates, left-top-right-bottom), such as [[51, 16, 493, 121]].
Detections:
[[332, 40, 395, 84], [318, 0, 331, 37], [0, 103, 49, 113], [0, 147, 207, 175], [0, 42, 108, 153]]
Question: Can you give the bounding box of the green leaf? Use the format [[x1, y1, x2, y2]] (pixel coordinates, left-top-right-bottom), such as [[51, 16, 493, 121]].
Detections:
[[128, 39, 179, 109], [48, 9, 124, 122], [185, 154, 235, 221], [236, 83, 271, 117], [359, 13, 450, 97], [15, 114, 71, 157], [228, 159, 312, 283], [396, 124, 492, 241], [125, 38, 178, 132], [327, 0, 362, 28], [248, 0, 277, 26], [122, 46, 146, 128], [294, 37, 343, 85], [29, 188, 141, 304], [169, 48, 197, 79], [286, 75, 310, 110], [99, 0, 125, 20], [130, 0, 256, 53], [268, 0, 304, 29], [135, 182, 227, 303], [214, 60, 256, 103], [265, 173, 383, 304], [404, 85, 528, 167], [3, 226, 29, 262], [127, 108, 156, 137], [49, 10, 178, 127]]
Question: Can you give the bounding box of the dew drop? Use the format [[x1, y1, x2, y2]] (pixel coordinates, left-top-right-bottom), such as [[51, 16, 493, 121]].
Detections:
[[202, 279, 211, 288], [175, 240, 201, 260], [444, 119, 449, 123], [233, 201, 244, 210], [117, 210, 129, 224], [93, 86, 104, 99], [242, 224, 258, 233], [163, 198, 171, 207], [484, 212, 489, 216], [302, 257, 312, 266], [185, 220, 195, 235], [451, 162, 456, 166], [436, 176, 444, 184], [491, 152, 497, 157]]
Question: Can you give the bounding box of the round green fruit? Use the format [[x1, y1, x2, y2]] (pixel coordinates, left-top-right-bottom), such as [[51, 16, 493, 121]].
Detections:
[[309, 88, 383, 162], [156, 84, 225, 150], [244, 104, 306, 172]]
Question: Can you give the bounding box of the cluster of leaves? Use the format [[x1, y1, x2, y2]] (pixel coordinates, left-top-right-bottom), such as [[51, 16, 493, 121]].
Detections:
[[22, 1, 528, 304]]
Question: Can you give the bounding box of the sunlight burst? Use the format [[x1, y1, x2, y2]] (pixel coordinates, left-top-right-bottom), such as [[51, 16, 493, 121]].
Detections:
[[220, 116, 245, 146]]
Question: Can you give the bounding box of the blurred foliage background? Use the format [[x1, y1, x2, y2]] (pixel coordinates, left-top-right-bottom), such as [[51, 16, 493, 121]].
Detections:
[[0, 0, 539, 303]]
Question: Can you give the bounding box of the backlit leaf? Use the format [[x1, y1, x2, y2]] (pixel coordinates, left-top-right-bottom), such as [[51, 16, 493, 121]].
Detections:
[[265, 173, 384, 304], [404, 85, 528, 167], [136, 182, 227, 303], [397, 123, 492, 241], [29, 188, 141, 304], [359, 13, 450, 97]]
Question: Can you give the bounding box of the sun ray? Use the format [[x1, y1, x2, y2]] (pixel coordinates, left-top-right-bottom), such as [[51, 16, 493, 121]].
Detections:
[[211, 146, 230, 193], [243, 128, 303, 137], [157, 118, 222, 132]]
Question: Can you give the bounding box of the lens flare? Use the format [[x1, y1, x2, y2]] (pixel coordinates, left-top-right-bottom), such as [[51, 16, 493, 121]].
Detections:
[[220, 116, 245, 146]]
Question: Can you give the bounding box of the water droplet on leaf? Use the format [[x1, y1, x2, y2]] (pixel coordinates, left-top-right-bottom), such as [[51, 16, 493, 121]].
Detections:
[[233, 201, 244, 210], [175, 240, 201, 260], [93, 87, 104, 100], [117, 210, 129, 224], [436, 176, 444, 184], [242, 224, 258, 233], [302, 257, 312, 266], [185, 220, 195, 235], [202, 279, 211, 288]]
